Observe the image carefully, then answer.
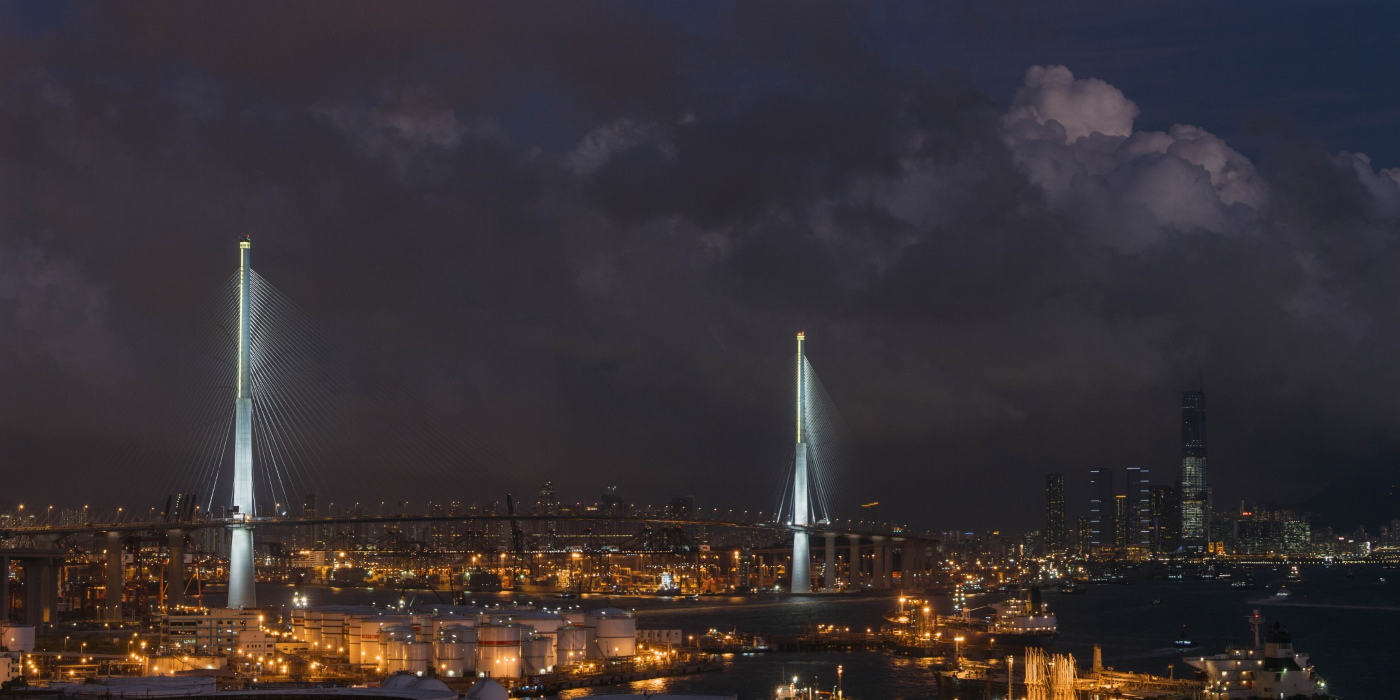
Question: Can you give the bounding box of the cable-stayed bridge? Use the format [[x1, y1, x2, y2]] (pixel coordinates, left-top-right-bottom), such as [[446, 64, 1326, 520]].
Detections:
[[0, 239, 935, 625]]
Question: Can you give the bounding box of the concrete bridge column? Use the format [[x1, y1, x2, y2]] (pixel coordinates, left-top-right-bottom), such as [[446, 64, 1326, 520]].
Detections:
[[848, 536, 861, 589], [823, 533, 837, 591], [20, 558, 55, 626], [105, 531, 123, 622], [890, 537, 903, 590], [904, 541, 921, 590], [870, 536, 886, 589], [0, 555, 9, 622], [167, 530, 185, 609]]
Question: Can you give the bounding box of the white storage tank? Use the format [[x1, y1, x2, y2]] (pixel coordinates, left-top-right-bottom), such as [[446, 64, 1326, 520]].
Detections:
[[358, 619, 386, 666], [485, 611, 517, 625], [404, 638, 431, 674], [434, 624, 470, 678], [289, 609, 306, 640], [512, 612, 566, 634], [383, 624, 416, 673], [585, 608, 635, 659], [521, 632, 553, 676], [475, 623, 523, 679], [554, 624, 588, 667], [321, 611, 346, 655], [304, 610, 324, 648], [346, 618, 364, 664]]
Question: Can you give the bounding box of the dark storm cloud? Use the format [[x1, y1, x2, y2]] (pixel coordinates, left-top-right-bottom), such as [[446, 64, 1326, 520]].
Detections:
[[2, 2, 1400, 529]]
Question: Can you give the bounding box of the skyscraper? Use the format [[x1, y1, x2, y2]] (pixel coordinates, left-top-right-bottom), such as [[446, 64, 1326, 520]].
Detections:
[[1149, 484, 1182, 552], [1124, 466, 1151, 547], [1045, 473, 1066, 553], [1089, 468, 1115, 548], [1180, 390, 1208, 550]]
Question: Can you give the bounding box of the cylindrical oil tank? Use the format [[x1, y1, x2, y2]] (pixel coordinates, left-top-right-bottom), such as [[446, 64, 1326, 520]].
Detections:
[[425, 615, 464, 638], [404, 639, 431, 674], [521, 633, 554, 675], [585, 608, 635, 659], [485, 611, 516, 625], [322, 612, 346, 654], [434, 624, 468, 678], [346, 618, 364, 664], [436, 624, 478, 676], [358, 620, 383, 667], [475, 623, 523, 679], [383, 624, 416, 673], [305, 610, 324, 648], [513, 612, 566, 634], [289, 609, 306, 640], [554, 624, 588, 667]]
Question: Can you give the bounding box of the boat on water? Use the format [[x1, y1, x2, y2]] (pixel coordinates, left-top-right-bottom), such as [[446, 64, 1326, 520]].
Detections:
[[937, 587, 1059, 649], [1174, 625, 1196, 650], [697, 628, 770, 654], [1273, 586, 1292, 600], [773, 666, 847, 700], [1184, 609, 1335, 699], [1056, 581, 1085, 594]]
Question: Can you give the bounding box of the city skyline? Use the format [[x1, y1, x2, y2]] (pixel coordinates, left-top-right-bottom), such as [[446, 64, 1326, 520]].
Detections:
[[4, 3, 1400, 531]]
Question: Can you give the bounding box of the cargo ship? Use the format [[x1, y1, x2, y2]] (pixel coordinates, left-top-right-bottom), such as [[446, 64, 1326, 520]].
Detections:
[[1184, 609, 1335, 699]]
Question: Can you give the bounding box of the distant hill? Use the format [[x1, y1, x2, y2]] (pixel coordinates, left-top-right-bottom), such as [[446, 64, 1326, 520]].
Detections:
[[1300, 471, 1400, 533]]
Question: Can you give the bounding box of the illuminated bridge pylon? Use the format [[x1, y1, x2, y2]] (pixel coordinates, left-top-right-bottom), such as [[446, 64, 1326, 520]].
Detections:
[[786, 331, 842, 594], [228, 236, 256, 610]]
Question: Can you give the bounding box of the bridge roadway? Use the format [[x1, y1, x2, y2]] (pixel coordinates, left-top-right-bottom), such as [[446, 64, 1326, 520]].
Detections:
[[0, 512, 920, 541], [1, 513, 935, 626]]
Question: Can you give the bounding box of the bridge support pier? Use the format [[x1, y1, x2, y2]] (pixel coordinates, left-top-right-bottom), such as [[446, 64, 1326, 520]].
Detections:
[[21, 557, 56, 626], [870, 535, 886, 590], [0, 556, 9, 622], [167, 530, 185, 609], [890, 537, 904, 590], [823, 532, 837, 591], [105, 531, 123, 622], [848, 536, 861, 589]]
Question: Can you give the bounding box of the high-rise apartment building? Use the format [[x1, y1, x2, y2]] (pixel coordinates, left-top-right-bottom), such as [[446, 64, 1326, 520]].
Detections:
[[1045, 473, 1066, 553], [1091, 467, 1150, 552], [1124, 466, 1150, 547], [1180, 390, 1208, 550], [1089, 468, 1115, 547], [1148, 484, 1182, 552]]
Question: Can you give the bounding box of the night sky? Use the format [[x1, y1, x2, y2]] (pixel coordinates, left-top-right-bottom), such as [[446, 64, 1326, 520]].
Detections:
[[4, 2, 1400, 531]]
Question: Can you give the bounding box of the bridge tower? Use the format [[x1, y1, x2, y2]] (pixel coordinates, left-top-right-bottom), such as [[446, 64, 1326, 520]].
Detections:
[[791, 332, 812, 594], [228, 236, 257, 609]]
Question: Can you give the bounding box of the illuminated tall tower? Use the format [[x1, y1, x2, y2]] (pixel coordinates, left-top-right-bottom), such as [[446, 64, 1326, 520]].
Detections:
[[1180, 390, 1208, 551], [790, 332, 812, 594], [1045, 473, 1066, 553], [228, 236, 257, 609]]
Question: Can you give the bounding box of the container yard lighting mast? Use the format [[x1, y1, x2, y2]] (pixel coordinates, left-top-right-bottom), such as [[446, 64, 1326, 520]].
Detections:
[[791, 332, 812, 594], [228, 235, 256, 609]]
